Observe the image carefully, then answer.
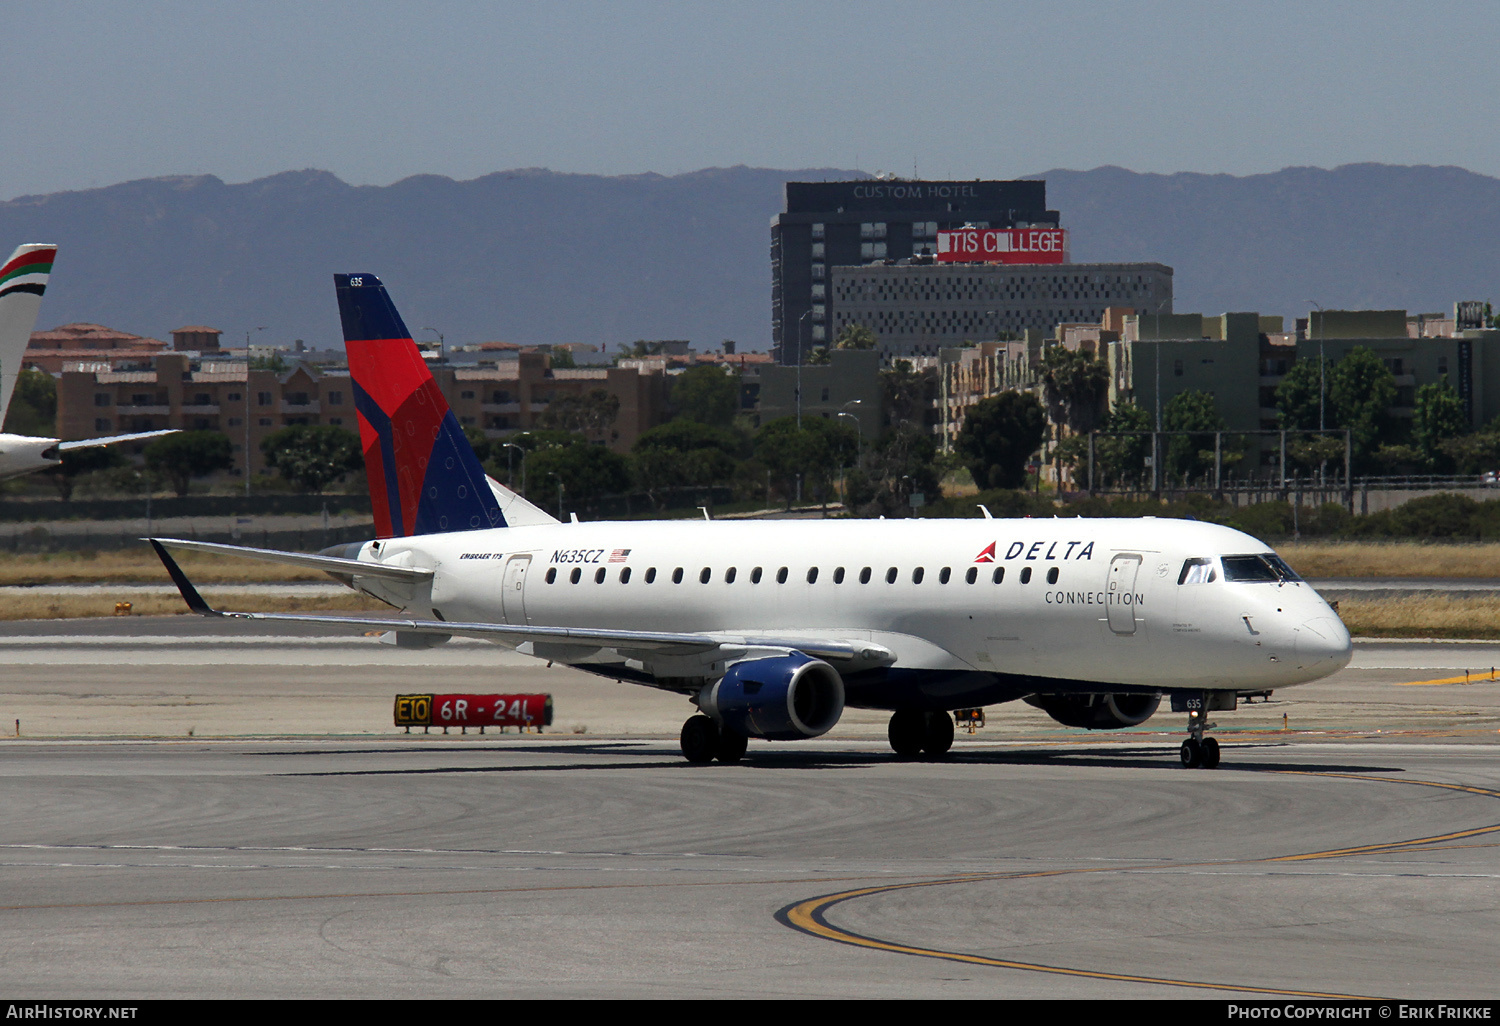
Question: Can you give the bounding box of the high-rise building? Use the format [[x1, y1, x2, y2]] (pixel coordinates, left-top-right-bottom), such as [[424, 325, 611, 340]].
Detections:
[[770, 179, 1059, 364]]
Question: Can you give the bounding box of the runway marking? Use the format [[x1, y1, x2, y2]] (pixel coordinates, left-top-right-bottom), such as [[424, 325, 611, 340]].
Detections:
[[1392, 669, 1500, 686], [777, 769, 1500, 999], [0, 873, 927, 914]]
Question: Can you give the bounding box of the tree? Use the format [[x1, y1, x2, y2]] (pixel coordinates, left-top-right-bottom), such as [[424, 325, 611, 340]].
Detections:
[[46, 444, 124, 501], [3, 368, 56, 435], [538, 388, 620, 441], [1162, 390, 1227, 482], [881, 359, 933, 427], [1412, 379, 1468, 472], [670, 365, 738, 428], [524, 440, 631, 516], [632, 421, 743, 508], [833, 322, 878, 350], [1329, 347, 1397, 468], [143, 431, 233, 496], [955, 392, 1046, 490], [1093, 401, 1152, 489], [1277, 347, 1397, 471], [260, 424, 363, 493], [1040, 346, 1109, 436], [848, 423, 939, 517], [754, 416, 856, 509]]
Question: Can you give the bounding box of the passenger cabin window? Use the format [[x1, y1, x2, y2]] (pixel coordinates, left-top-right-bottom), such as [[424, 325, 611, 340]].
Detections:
[[672, 567, 684, 584], [645, 567, 657, 583], [570, 568, 582, 584], [966, 567, 977, 584], [886, 567, 898, 584], [1178, 558, 1217, 585], [751, 567, 763, 584], [619, 567, 632, 584], [1046, 567, 1059, 585], [807, 567, 819, 584], [1020, 567, 1032, 584], [595, 567, 606, 583], [833, 567, 845, 584], [992, 567, 1004, 584], [777, 567, 789, 584], [546, 568, 557, 584], [725, 567, 737, 584], [860, 567, 872, 584], [939, 567, 951, 584], [700, 567, 712, 584], [912, 567, 924, 584]]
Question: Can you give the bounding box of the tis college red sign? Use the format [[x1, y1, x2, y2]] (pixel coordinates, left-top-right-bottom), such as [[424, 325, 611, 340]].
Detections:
[[935, 228, 1068, 264]]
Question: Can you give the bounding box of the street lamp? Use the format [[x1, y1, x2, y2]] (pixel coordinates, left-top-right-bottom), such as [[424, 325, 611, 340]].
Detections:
[[501, 442, 527, 494], [244, 325, 267, 498], [422, 327, 445, 362], [1308, 301, 1324, 432], [795, 310, 812, 429], [836, 408, 861, 505]]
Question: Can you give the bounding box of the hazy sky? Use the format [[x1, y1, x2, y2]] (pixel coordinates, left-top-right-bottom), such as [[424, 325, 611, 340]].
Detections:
[[5, 1, 1500, 200]]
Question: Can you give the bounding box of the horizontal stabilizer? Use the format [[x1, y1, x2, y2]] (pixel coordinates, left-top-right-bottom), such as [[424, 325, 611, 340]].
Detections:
[[148, 536, 433, 583], [59, 429, 179, 451]]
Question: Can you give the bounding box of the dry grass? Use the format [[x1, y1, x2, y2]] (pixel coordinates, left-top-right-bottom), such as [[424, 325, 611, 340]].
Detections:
[[0, 591, 393, 621], [0, 549, 328, 585], [1336, 595, 1500, 639], [1277, 542, 1500, 579]]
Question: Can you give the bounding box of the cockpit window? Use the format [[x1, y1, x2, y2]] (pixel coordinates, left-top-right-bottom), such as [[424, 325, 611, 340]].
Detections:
[[1221, 554, 1301, 583], [1178, 557, 1217, 585]]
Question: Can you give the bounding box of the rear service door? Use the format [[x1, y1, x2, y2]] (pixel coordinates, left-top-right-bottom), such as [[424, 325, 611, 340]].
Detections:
[[501, 555, 531, 625], [1105, 553, 1142, 635]]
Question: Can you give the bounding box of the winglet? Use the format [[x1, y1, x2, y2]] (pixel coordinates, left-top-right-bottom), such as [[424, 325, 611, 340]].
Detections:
[[148, 539, 220, 617]]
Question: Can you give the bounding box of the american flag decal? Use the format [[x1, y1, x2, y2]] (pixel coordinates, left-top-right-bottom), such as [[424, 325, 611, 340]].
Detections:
[[607, 548, 631, 563]]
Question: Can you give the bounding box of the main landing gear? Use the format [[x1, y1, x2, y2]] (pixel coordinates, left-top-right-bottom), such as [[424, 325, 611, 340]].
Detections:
[[680, 715, 748, 765], [887, 710, 954, 758], [1179, 693, 1221, 769]]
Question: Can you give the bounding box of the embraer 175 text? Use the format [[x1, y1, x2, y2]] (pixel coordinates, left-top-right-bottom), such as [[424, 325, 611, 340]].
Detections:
[[0, 244, 175, 479], [150, 274, 1352, 768]]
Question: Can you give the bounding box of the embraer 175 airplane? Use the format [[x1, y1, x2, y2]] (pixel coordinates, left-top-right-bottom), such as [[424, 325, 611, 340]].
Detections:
[[150, 273, 1353, 768], [0, 244, 175, 480]]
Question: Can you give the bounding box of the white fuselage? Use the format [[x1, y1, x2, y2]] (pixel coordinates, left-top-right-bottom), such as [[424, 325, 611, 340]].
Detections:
[[348, 515, 1352, 709]]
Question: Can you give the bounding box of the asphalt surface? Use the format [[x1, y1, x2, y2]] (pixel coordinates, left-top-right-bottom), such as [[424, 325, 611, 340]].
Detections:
[[0, 619, 1497, 998]]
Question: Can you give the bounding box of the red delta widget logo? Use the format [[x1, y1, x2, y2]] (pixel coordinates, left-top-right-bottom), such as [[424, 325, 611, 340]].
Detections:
[[936, 228, 1068, 265]]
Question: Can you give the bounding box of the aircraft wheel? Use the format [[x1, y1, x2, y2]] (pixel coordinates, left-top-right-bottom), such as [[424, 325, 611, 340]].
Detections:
[[1180, 738, 1202, 768], [1200, 737, 1220, 769], [680, 716, 719, 765], [715, 728, 748, 764], [888, 710, 925, 757], [921, 711, 955, 756]]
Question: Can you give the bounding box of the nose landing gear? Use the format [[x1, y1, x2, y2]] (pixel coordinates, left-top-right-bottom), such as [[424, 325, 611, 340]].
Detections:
[[1176, 692, 1221, 769]]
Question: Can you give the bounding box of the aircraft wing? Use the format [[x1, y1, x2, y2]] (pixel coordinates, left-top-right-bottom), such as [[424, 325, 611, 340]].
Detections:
[[58, 428, 179, 451], [149, 540, 894, 666]]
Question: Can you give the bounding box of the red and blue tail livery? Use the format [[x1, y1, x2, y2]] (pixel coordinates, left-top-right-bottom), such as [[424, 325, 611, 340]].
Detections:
[[335, 273, 504, 538]]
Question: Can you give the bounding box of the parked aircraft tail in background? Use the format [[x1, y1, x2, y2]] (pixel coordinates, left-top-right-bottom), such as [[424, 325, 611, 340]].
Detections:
[[0, 244, 57, 428]]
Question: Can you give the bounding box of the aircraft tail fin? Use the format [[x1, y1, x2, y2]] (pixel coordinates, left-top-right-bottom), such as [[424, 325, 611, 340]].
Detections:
[[334, 273, 506, 538], [0, 244, 57, 428]]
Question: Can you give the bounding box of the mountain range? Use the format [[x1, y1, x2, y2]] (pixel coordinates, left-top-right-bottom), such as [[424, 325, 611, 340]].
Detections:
[[1, 163, 1495, 351]]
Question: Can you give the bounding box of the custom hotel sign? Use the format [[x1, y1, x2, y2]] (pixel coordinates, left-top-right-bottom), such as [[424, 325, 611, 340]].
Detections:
[[936, 227, 1068, 265]]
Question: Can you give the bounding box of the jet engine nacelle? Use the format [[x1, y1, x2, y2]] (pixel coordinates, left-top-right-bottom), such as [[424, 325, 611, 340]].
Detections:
[[1024, 692, 1161, 730], [698, 654, 845, 740]]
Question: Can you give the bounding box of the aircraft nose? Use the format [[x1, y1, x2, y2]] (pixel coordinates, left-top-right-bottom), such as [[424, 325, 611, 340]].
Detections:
[[1296, 615, 1353, 674]]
